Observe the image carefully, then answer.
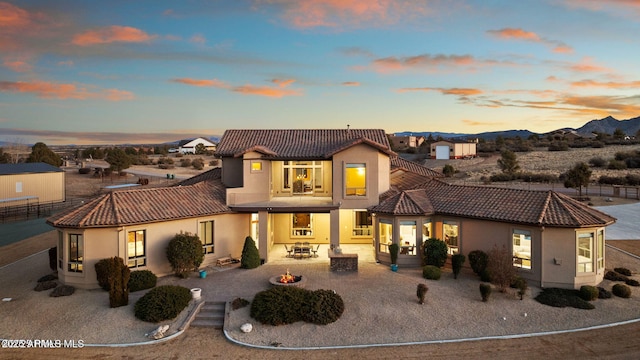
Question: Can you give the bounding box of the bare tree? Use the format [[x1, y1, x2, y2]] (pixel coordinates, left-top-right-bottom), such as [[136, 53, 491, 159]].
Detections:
[[487, 244, 516, 293]]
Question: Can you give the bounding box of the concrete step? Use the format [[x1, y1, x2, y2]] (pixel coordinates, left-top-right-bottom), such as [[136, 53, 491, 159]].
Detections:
[[191, 301, 226, 329]]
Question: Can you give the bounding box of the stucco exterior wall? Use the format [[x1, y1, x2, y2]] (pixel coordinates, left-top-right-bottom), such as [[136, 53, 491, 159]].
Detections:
[[271, 213, 331, 245], [0, 172, 65, 207], [227, 152, 271, 205], [221, 157, 243, 188], [332, 144, 388, 209], [57, 213, 250, 289]]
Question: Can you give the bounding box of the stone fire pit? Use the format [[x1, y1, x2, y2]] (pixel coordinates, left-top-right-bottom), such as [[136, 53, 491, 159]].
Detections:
[[269, 270, 307, 288]]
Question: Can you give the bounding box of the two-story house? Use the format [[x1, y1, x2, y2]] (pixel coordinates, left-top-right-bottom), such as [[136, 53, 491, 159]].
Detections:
[[48, 128, 615, 290]]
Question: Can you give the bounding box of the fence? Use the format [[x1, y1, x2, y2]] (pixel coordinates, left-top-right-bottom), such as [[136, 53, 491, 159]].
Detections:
[[0, 198, 86, 223]]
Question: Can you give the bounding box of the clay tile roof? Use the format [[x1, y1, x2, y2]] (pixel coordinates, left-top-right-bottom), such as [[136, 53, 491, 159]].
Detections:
[[370, 189, 434, 215], [48, 179, 230, 228], [390, 156, 441, 178], [372, 182, 616, 227], [176, 167, 221, 186], [215, 129, 394, 159]]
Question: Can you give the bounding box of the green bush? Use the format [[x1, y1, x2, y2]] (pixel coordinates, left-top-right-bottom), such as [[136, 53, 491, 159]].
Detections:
[[34, 280, 57, 292], [534, 288, 595, 309], [192, 158, 205, 170], [134, 285, 192, 322], [50, 285, 75, 297], [48, 247, 57, 272], [250, 286, 344, 326], [612, 284, 632, 298], [389, 243, 399, 265], [468, 250, 489, 276], [422, 238, 448, 268], [231, 297, 250, 310], [598, 287, 612, 299], [480, 269, 493, 283], [614, 267, 632, 276], [579, 285, 599, 301], [240, 236, 261, 269], [608, 159, 627, 170], [626, 279, 640, 287], [512, 276, 528, 300], [417, 283, 428, 304], [479, 283, 492, 302], [451, 254, 465, 279], [166, 232, 204, 278], [128, 270, 157, 292], [38, 274, 57, 282], [422, 265, 441, 280], [95, 257, 130, 308], [605, 270, 628, 282]]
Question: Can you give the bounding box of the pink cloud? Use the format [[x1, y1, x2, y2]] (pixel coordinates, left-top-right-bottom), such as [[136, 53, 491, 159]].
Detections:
[[232, 84, 302, 98], [171, 78, 229, 88], [571, 79, 640, 88], [487, 28, 540, 41], [568, 57, 609, 73], [72, 25, 153, 46], [462, 119, 504, 127], [342, 81, 360, 86], [3, 59, 32, 72], [0, 80, 134, 101], [271, 78, 296, 87], [190, 34, 206, 45], [0, 2, 32, 29], [371, 54, 487, 73], [398, 87, 482, 96]]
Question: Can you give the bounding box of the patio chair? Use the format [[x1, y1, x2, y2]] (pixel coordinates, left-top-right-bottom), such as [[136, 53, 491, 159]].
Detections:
[[311, 244, 320, 258], [284, 244, 293, 258]]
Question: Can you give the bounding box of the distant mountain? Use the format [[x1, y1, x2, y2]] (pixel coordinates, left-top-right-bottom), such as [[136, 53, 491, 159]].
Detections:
[[574, 116, 640, 136], [395, 129, 535, 141]]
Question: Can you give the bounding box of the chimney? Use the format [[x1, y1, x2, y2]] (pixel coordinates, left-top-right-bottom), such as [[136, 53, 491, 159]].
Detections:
[[347, 124, 351, 137]]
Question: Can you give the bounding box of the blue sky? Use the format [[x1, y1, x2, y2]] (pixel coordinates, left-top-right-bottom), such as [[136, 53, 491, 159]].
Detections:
[[1, 0, 639, 145]]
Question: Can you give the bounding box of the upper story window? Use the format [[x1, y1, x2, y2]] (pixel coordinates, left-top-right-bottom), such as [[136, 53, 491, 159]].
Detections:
[[283, 161, 324, 195], [345, 163, 366, 196], [251, 161, 263, 172], [512, 229, 531, 269]]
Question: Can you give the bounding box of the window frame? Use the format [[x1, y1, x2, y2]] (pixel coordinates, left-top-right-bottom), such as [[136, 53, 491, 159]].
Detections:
[[442, 220, 459, 255], [58, 231, 64, 270], [378, 218, 393, 253], [250, 160, 263, 173], [291, 213, 314, 237], [577, 231, 594, 273], [127, 230, 146, 268], [597, 229, 604, 270], [345, 162, 367, 197], [199, 220, 215, 255], [399, 220, 417, 256], [353, 210, 373, 236], [68, 233, 83, 273], [512, 229, 532, 269]]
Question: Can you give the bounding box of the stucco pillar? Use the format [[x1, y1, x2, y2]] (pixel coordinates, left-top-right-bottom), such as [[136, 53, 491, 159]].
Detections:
[[258, 211, 269, 263], [330, 209, 340, 249]]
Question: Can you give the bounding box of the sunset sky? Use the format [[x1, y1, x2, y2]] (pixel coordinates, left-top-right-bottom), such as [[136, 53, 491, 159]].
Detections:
[[1, 0, 640, 145]]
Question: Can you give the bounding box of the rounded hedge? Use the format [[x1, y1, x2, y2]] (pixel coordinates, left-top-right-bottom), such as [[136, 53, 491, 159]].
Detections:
[[166, 232, 204, 278], [579, 285, 599, 301], [128, 270, 157, 292], [422, 265, 441, 280], [468, 250, 489, 275], [134, 285, 192, 322], [250, 286, 344, 326], [422, 238, 448, 268], [612, 284, 632, 298]]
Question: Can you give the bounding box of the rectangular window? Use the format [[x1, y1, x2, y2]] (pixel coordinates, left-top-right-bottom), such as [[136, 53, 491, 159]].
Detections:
[[399, 220, 417, 256], [345, 163, 366, 196], [250, 161, 262, 172], [512, 229, 532, 269], [282, 161, 324, 194], [379, 219, 393, 253], [353, 210, 372, 236], [292, 213, 313, 236], [597, 229, 604, 269], [199, 220, 214, 254], [68, 234, 83, 273], [16, 181, 23, 193], [127, 230, 146, 268], [443, 221, 459, 255], [578, 232, 594, 273], [58, 231, 63, 270], [422, 219, 432, 241]]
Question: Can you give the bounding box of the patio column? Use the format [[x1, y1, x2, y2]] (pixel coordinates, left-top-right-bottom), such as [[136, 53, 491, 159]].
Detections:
[[258, 210, 269, 263], [330, 209, 340, 249]]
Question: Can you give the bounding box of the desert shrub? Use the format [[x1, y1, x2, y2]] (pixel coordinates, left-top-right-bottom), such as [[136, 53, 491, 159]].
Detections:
[[38, 274, 57, 282], [78, 167, 91, 174], [534, 288, 595, 309], [128, 270, 157, 292], [598, 175, 626, 185], [192, 158, 205, 170], [625, 279, 640, 287], [231, 297, 250, 310], [250, 286, 343, 326], [417, 283, 428, 304], [479, 283, 492, 302], [422, 265, 441, 280], [598, 287, 612, 299], [50, 285, 75, 297], [626, 174, 640, 186], [134, 285, 192, 322], [548, 142, 569, 151], [442, 164, 455, 177], [48, 247, 57, 272], [422, 238, 448, 268], [209, 159, 219, 167], [490, 173, 517, 182], [166, 232, 204, 278], [612, 284, 632, 298], [604, 270, 628, 282], [301, 289, 345, 325], [480, 269, 493, 282], [589, 157, 607, 167], [468, 250, 489, 276], [579, 285, 599, 301], [158, 163, 175, 170], [240, 236, 261, 269], [451, 254, 465, 279], [157, 157, 174, 165], [34, 280, 57, 292], [519, 172, 558, 183], [95, 257, 130, 308], [608, 159, 627, 170], [487, 245, 516, 293], [95, 258, 112, 291], [614, 267, 632, 276], [180, 158, 192, 167], [512, 276, 528, 300]]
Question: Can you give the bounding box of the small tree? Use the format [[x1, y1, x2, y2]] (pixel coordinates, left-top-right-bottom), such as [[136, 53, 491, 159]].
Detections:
[[106, 148, 133, 173], [497, 149, 519, 175], [487, 245, 516, 293], [240, 236, 260, 269], [442, 164, 455, 177], [95, 257, 130, 308], [468, 250, 489, 276], [563, 162, 592, 198], [451, 253, 466, 279], [166, 232, 204, 278], [195, 143, 206, 155], [389, 243, 399, 265], [422, 238, 448, 267], [26, 142, 62, 167], [417, 283, 428, 304]]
